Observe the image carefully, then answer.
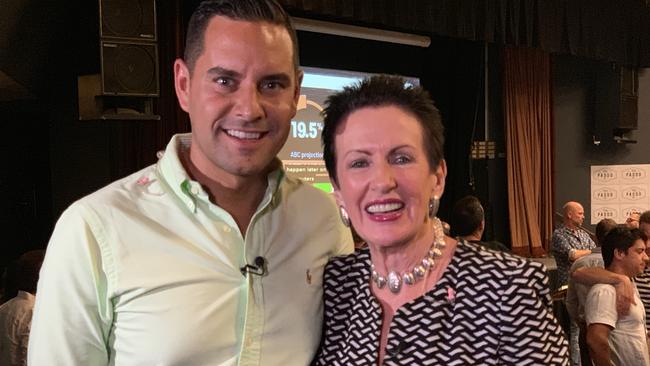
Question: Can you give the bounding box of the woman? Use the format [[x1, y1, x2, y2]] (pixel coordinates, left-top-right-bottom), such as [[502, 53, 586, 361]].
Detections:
[[313, 75, 569, 365]]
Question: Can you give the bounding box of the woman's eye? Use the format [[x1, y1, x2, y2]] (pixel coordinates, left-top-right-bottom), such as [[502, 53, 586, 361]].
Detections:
[[393, 155, 412, 164], [349, 160, 368, 169]]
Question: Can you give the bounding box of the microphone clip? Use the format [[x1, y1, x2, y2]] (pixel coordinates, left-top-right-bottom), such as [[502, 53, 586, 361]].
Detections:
[[240, 256, 268, 277]]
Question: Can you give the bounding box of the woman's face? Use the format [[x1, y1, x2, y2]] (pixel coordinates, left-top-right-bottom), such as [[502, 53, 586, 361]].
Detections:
[[332, 105, 446, 249]]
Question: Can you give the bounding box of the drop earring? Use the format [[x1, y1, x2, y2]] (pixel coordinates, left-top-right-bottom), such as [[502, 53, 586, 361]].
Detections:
[[339, 206, 351, 227]]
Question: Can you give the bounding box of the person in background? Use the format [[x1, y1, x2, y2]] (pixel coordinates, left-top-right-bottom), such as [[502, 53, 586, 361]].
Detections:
[[552, 201, 596, 288], [449, 195, 509, 252], [632, 210, 650, 332], [0, 250, 45, 366], [0, 261, 18, 306], [312, 75, 568, 365], [585, 227, 649, 366], [565, 218, 617, 366], [625, 211, 641, 229], [573, 210, 650, 332], [28, 1, 353, 365]]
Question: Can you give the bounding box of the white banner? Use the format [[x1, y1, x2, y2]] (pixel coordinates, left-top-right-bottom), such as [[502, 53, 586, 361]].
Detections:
[[590, 164, 650, 224]]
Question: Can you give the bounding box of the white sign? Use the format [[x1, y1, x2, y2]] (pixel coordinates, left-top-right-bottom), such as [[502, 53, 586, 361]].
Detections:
[[590, 164, 650, 224]]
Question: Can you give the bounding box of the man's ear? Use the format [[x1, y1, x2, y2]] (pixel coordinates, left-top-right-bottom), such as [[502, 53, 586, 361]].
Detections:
[[174, 59, 191, 113], [614, 248, 626, 260]]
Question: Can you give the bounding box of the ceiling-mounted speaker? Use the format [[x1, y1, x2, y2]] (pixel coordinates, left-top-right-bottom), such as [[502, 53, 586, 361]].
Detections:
[[100, 0, 157, 41], [101, 41, 159, 96]]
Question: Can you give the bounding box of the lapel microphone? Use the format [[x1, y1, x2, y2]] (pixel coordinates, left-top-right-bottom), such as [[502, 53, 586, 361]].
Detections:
[[240, 256, 268, 277]]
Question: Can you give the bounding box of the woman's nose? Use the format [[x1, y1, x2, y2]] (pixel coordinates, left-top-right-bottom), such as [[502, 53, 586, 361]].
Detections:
[[369, 163, 397, 192]]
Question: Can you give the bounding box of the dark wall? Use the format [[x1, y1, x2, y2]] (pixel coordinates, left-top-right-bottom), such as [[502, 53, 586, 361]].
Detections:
[[553, 54, 650, 231]]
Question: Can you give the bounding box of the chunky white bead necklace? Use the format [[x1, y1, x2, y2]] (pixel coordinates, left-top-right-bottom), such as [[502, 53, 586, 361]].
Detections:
[[370, 217, 446, 294]]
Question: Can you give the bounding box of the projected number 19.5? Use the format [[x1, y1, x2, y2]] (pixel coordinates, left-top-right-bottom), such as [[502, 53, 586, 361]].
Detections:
[[291, 121, 323, 139]]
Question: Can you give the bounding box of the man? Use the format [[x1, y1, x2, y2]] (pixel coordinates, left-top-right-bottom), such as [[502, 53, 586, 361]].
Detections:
[[633, 210, 650, 331], [449, 195, 508, 252], [585, 227, 650, 366], [552, 201, 596, 287], [0, 250, 44, 366], [625, 211, 641, 229], [573, 210, 650, 330], [565, 218, 617, 366], [28, 1, 353, 365]]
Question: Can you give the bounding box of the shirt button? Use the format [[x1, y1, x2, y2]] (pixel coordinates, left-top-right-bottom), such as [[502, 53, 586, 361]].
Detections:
[[190, 186, 200, 195], [223, 225, 231, 233]]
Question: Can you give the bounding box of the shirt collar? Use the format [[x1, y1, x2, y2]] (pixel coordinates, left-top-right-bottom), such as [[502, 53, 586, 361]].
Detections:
[[157, 133, 285, 213]]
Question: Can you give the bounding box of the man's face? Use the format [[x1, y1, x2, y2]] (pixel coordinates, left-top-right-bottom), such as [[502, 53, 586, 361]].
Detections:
[[626, 213, 640, 228], [174, 16, 302, 181], [568, 204, 585, 227], [640, 222, 650, 261], [619, 239, 649, 277]]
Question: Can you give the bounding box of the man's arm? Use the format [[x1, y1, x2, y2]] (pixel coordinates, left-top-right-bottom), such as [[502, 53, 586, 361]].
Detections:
[[28, 203, 112, 365], [572, 267, 635, 315], [587, 323, 613, 366], [570, 248, 592, 261]]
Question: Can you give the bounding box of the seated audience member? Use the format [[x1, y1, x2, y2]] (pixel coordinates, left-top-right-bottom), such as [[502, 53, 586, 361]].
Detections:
[[450, 195, 509, 252], [0, 250, 45, 366], [585, 227, 649, 366], [312, 75, 568, 365], [565, 218, 617, 366]]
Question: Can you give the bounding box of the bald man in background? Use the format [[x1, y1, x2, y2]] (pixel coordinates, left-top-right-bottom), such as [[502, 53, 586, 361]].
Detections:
[[553, 201, 596, 288]]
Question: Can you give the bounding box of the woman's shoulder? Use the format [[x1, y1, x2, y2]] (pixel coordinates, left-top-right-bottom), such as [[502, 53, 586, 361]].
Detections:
[[324, 248, 370, 285], [455, 239, 548, 275]]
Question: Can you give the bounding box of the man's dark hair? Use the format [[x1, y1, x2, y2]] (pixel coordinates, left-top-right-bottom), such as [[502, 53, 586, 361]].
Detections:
[[595, 218, 618, 246], [450, 195, 484, 237], [601, 227, 646, 268], [640, 210, 650, 225], [322, 75, 444, 185], [184, 0, 299, 73]]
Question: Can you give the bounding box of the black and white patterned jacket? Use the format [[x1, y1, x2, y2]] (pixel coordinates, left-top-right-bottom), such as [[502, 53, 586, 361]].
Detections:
[[313, 240, 570, 365]]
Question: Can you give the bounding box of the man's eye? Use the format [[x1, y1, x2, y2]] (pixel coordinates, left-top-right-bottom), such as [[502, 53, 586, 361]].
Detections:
[[261, 81, 285, 90], [214, 77, 233, 86]]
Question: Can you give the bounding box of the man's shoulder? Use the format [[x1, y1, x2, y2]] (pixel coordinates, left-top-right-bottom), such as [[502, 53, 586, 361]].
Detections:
[[279, 176, 338, 210], [588, 282, 616, 297], [551, 226, 570, 239], [77, 164, 159, 207]]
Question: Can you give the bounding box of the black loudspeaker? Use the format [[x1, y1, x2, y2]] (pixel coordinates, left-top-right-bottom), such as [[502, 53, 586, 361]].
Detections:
[[100, 0, 157, 41], [593, 64, 639, 144], [98, 0, 159, 97], [101, 41, 159, 96]]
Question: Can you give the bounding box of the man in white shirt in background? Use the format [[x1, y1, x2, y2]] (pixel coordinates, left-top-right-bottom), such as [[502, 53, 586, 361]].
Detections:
[[0, 250, 44, 366], [565, 218, 617, 365], [28, 1, 353, 365], [585, 227, 650, 366]]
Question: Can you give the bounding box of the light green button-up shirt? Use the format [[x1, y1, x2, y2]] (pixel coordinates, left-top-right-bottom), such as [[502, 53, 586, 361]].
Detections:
[[28, 134, 353, 366]]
